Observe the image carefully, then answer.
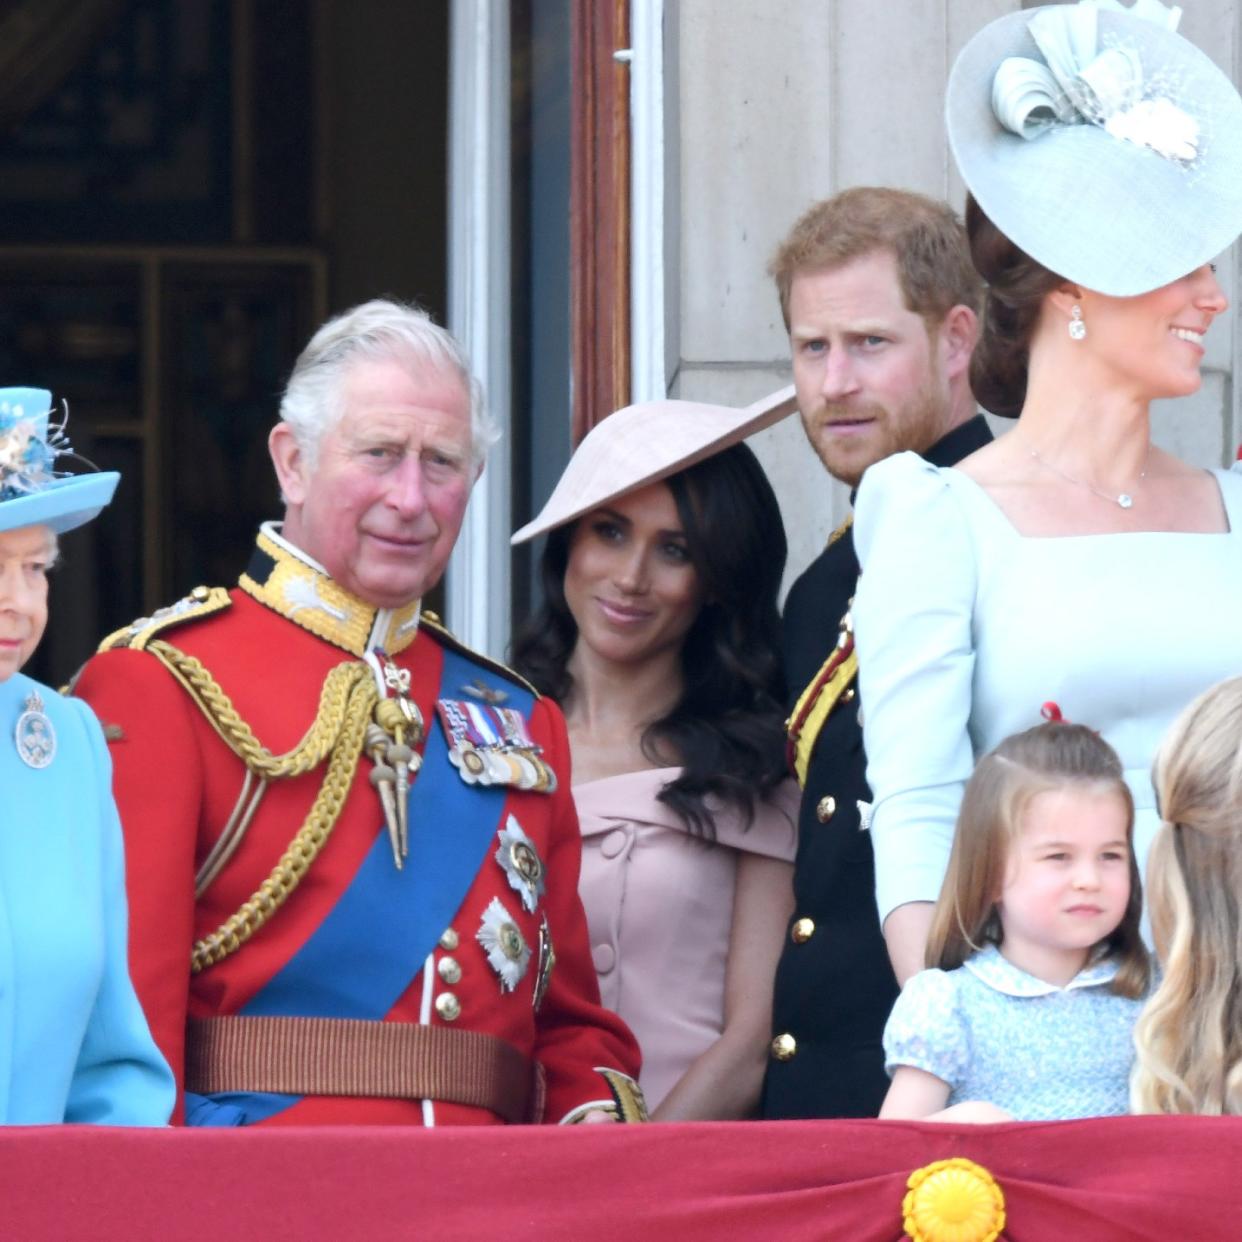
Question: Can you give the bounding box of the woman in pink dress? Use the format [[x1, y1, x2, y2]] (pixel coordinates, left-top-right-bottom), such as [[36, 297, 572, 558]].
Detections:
[[512, 390, 798, 1118]]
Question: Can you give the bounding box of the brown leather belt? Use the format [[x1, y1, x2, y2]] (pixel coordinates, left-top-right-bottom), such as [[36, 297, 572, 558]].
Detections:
[[185, 1015, 545, 1124]]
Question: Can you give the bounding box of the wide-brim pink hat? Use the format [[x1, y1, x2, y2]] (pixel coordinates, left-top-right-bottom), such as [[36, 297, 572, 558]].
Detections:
[[511, 385, 797, 544]]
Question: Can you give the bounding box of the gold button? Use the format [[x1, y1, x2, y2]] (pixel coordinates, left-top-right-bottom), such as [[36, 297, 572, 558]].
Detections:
[[439, 928, 459, 951], [770, 1033, 797, 1062], [816, 796, 837, 823], [191, 585, 209, 601], [437, 956, 462, 984], [435, 992, 461, 1021], [841, 687, 856, 703], [791, 917, 815, 944]]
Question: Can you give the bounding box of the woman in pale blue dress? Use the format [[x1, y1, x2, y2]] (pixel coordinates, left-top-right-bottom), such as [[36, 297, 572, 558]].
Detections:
[[854, 3, 1242, 983], [0, 386, 174, 1124]]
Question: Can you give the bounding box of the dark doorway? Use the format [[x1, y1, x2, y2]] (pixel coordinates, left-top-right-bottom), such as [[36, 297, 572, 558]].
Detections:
[[0, 0, 450, 685]]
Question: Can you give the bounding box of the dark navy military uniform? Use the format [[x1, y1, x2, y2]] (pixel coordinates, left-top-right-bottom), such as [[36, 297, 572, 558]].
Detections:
[[760, 415, 992, 1119]]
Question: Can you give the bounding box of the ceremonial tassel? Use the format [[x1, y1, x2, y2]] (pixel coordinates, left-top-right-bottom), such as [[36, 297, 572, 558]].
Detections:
[[366, 723, 403, 869]]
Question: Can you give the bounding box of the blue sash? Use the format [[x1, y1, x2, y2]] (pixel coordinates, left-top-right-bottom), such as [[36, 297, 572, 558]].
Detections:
[[188, 646, 532, 1126]]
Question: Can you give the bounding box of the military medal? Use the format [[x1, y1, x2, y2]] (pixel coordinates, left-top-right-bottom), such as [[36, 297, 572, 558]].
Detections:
[[437, 699, 488, 785], [532, 913, 555, 1013], [495, 814, 546, 913], [436, 696, 557, 793], [485, 747, 518, 786], [14, 691, 56, 769], [456, 742, 488, 781], [494, 706, 557, 792], [476, 897, 530, 992]]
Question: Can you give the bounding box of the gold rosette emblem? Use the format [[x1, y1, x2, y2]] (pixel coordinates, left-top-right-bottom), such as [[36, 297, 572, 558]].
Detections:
[[902, 1158, 1005, 1242]]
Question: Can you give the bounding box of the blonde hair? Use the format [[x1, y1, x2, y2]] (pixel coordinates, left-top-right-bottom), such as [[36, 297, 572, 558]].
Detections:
[[1132, 677, 1242, 1114], [927, 721, 1149, 999]]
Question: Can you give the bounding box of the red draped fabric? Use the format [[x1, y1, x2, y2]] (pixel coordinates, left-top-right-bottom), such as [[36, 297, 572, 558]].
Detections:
[[2, 1117, 1236, 1240]]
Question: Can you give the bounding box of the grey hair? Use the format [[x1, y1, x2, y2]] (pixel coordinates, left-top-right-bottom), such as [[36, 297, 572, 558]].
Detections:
[[278, 299, 499, 467]]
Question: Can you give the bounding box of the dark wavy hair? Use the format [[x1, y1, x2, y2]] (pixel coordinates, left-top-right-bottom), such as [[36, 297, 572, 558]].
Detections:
[[965, 194, 1065, 419], [511, 442, 789, 836]]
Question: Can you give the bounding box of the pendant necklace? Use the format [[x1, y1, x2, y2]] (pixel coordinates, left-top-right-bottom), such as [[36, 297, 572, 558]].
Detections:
[[15, 690, 57, 769], [1028, 443, 1150, 510]]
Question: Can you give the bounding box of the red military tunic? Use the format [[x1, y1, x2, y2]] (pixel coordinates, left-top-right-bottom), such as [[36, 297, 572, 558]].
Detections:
[[74, 525, 642, 1126]]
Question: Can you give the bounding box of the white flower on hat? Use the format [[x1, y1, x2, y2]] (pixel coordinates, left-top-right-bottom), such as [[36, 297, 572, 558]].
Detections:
[[1104, 95, 1198, 162], [0, 424, 30, 472], [0, 419, 55, 498]]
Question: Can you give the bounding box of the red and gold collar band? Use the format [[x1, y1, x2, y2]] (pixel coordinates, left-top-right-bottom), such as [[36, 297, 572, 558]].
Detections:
[[239, 522, 421, 658]]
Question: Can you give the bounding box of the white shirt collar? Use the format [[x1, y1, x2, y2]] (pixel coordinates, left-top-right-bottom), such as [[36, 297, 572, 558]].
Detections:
[[963, 942, 1119, 997]]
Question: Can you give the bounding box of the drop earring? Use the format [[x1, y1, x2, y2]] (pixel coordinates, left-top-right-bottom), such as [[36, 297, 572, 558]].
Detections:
[[1068, 304, 1086, 341]]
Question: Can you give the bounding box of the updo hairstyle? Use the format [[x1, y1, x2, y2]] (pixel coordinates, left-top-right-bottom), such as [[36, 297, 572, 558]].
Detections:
[[965, 195, 1065, 419]]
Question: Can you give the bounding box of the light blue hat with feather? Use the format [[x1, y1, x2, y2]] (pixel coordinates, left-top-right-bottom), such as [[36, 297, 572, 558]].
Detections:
[[0, 387, 119, 535]]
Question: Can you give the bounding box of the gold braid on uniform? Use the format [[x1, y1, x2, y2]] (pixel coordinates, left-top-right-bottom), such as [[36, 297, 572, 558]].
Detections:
[[785, 605, 857, 788], [144, 640, 378, 974]]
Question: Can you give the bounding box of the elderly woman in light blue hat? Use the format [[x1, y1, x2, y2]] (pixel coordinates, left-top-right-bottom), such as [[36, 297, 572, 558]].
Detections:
[[0, 387, 174, 1124], [851, 0, 1242, 991]]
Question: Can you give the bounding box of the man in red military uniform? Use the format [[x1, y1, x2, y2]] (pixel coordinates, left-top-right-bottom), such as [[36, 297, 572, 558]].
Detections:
[[75, 299, 644, 1126]]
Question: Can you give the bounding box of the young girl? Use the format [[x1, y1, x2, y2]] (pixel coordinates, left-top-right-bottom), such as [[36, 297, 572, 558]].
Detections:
[[880, 720, 1150, 1122], [1132, 676, 1242, 1115]]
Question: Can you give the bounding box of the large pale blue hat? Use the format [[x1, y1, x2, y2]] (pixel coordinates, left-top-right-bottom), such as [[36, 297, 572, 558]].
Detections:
[[0, 387, 119, 534], [947, 0, 1242, 296]]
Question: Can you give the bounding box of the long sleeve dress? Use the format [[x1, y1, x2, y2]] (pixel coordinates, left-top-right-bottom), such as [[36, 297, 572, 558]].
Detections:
[[853, 453, 1242, 925]]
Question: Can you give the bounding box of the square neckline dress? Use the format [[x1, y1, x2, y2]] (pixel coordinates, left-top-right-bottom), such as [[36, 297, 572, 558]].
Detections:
[[853, 452, 1242, 923]]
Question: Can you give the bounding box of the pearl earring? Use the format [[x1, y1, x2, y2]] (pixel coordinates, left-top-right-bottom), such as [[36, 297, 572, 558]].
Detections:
[[1068, 304, 1086, 341]]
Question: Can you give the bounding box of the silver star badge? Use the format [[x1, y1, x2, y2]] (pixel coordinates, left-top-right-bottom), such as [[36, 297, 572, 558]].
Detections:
[[495, 814, 546, 913], [477, 897, 530, 993]]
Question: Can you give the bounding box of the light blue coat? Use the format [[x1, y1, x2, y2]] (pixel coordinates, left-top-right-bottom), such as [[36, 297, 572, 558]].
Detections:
[[0, 671, 174, 1124]]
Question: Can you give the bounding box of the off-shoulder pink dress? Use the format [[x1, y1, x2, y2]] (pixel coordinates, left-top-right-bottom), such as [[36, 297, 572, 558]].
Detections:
[[574, 768, 798, 1110]]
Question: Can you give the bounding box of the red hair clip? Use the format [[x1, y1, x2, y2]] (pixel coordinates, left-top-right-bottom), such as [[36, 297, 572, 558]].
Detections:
[[1039, 701, 1100, 736]]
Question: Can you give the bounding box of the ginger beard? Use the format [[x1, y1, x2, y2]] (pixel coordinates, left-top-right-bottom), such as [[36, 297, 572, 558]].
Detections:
[[801, 354, 950, 488]]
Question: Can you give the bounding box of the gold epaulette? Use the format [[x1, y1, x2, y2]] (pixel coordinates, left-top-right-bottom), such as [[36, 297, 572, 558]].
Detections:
[[98, 585, 232, 653], [420, 610, 542, 700]]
